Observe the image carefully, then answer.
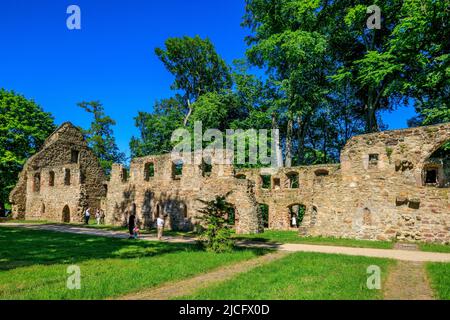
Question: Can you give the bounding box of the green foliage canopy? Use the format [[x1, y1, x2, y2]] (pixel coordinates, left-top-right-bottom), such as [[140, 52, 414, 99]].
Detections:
[[0, 89, 56, 207]]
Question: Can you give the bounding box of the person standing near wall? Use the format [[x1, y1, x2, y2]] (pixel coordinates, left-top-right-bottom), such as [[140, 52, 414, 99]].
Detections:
[[156, 215, 165, 240], [84, 207, 91, 224], [95, 209, 101, 225], [128, 213, 136, 239], [100, 210, 105, 224]]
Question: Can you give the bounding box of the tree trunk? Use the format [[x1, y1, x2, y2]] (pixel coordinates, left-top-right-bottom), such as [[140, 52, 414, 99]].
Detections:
[[296, 115, 306, 165], [272, 112, 283, 168], [184, 99, 193, 127]]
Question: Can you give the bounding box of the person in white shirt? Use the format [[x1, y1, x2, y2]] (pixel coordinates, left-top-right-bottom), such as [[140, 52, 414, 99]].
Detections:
[[291, 215, 297, 227], [84, 208, 91, 225], [156, 215, 165, 240], [95, 209, 101, 225]]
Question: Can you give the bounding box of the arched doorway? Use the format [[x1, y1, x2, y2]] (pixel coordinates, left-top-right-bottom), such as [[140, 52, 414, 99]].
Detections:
[[288, 204, 306, 228], [258, 203, 269, 228], [62, 205, 70, 223]]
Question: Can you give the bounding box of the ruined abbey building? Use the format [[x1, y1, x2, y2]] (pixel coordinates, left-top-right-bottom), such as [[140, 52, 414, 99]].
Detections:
[[10, 122, 450, 243]]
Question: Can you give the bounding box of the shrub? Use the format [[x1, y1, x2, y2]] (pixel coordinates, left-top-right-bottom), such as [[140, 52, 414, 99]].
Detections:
[[196, 193, 235, 253]]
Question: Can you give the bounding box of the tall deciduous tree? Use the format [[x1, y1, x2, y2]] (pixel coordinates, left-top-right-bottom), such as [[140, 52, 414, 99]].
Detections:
[[78, 101, 125, 175], [0, 89, 56, 209], [389, 0, 450, 127], [243, 0, 330, 165], [130, 97, 185, 157], [243, 0, 449, 166], [155, 36, 233, 126]]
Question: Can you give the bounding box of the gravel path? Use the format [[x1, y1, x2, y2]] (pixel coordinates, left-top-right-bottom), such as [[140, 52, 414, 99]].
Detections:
[[383, 261, 435, 300]]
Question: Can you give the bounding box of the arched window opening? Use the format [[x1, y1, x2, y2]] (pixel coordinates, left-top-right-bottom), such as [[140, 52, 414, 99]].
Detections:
[[201, 158, 213, 177], [369, 154, 379, 168], [423, 142, 449, 188], [79, 170, 86, 184], [121, 168, 129, 183], [235, 174, 246, 180], [49, 171, 55, 186], [64, 169, 71, 186], [314, 169, 329, 177], [144, 162, 155, 181], [273, 178, 281, 189], [260, 175, 271, 189], [71, 150, 79, 164], [172, 160, 183, 180], [33, 173, 41, 193], [286, 172, 299, 189]]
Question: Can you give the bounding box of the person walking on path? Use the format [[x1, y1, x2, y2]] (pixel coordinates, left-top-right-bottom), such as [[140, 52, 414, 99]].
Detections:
[[84, 208, 91, 225], [157, 215, 165, 240], [128, 213, 136, 239]]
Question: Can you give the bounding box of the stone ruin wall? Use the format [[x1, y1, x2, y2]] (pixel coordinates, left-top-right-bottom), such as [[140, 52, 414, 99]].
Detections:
[[233, 123, 449, 243], [105, 152, 263, 234], [9, 121, 450, 243], [9, 123, 106, 223]]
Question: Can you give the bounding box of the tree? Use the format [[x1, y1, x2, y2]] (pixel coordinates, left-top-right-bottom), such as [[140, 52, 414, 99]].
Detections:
[[243, 0, 449, 166], [389, 0, 450, 128], [196, 193, 235, 253], [155, 36, 233, 126], [243, 0, 333, 165], [130, 97, 185, 157], [78, 101, 125, 175], [0, 89, 55, 209]]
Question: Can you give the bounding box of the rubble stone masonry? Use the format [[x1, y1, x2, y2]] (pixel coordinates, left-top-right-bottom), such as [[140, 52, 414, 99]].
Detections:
[[10, 122, 450, 243]]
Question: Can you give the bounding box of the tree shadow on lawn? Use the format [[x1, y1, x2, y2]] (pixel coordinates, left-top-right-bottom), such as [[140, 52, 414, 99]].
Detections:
[[0, 227, 267, 272], [0, 227, 202, 271]]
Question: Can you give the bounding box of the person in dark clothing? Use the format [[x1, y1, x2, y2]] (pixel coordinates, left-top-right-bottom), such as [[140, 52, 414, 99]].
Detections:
[[128, 214, 136, 239]]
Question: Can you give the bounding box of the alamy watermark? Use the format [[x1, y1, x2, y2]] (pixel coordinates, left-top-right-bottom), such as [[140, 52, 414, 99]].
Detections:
[[367, 5, 381, 30], [170, 121, 283, 168], [66, 5, 81, 30], [67, 265, 81, 290], [367, 265, 381, 290]]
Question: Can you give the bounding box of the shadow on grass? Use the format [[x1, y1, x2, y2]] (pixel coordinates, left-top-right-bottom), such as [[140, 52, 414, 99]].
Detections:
[[0, 227, 268, 271], [233, 236, 278, 244], [0, 227, 198, 271]]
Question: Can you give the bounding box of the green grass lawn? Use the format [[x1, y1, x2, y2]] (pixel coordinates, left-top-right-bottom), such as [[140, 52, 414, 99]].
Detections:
[[233, 230, 394, 249], [0, 219, 49, 224], [419, 243, 450, 253], [0, 227, 267, 300], [180, 252, 393, 300], [427, 263, 450, 300]]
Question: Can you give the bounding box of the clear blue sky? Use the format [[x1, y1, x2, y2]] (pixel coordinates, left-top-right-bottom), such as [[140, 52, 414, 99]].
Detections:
[[0, 0, 417, 158]]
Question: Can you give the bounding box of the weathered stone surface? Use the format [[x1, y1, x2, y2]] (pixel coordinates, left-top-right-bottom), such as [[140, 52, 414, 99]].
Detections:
[[9, 123, 106, 223], [9, 122, 450, 243]]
